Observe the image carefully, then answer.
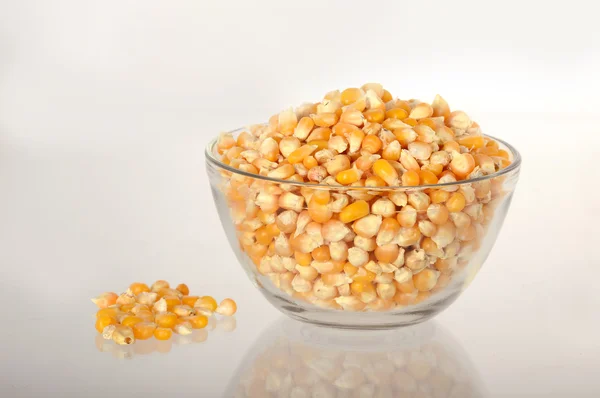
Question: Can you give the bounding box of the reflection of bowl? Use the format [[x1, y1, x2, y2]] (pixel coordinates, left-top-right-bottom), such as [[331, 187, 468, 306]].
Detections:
[[225, 318, 486, 397], [206, 131, 520, 328]]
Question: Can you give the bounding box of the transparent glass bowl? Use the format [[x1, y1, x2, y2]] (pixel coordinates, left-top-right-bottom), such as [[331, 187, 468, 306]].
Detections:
[[225, 317, 486, 397], [206, 130, 521, 328]]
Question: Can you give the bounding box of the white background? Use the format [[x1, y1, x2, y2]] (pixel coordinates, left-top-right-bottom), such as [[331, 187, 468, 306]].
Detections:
[[1, 1, 599, 397]]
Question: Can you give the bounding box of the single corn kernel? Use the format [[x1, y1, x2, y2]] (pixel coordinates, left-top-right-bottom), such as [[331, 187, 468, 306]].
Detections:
[[112, 325, 135, 345], [446, 192, 466, 212], [401, 170, 420, 186], [427, 203, 450, 225], [372, 159, 399, 186], [128, 283, 150, 296], [450, 153, 476, 179], [419, 170, 439, 185], [457, 134, 484, 149], [295, 251, 313, 266], [95, 315, 117, 333], [307, 127, 332, 142], [361, 134, 383, 153], [341, 88, 363, 105], [155, 313, 178, 329], [121, 315, 144, 328], [174, 321, 194, 336], [413, 269, 440, 292], [308, 199, 333, 223], [152, 298, 168, 313], [181, 295, 199, 308], [119, 303, 136, 313], [151, 280, 170, 292], [339, 200, 370, 223], [154, 327, 173, 341], [386, 108, 409, 120], [288, 144, 317, 164], [312, 246, 331, 262], [429, 189, 450, 204], [136, 291, 158, 306], [184, 315, 209, 329], [91, 292, 118, 309], [336, 168, 362, 185], [132, 322, 157, 340], [195, 296, 218, 312], [312, 112, 339, 128], [173, 305, 196, 317], [175, 283, 189, 296], [353, 215, 383, 238], [376, 218, 400, 246], [408, 141, 432, 161], [409, 103, 433, 119], [163, 295, 182, 311], [363, 108, 385, 123], [397, 205, 417, 228], [215, 298, 238, 316], [432, 94, 450, 118]]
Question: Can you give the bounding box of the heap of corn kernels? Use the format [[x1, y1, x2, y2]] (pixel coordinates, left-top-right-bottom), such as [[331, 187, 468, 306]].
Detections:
[[216, 83, 511, 311], [92, 281, 237, 345]]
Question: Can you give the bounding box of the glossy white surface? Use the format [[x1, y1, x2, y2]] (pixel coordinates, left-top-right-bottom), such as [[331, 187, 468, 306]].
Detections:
[[1, 1, 599, 397]]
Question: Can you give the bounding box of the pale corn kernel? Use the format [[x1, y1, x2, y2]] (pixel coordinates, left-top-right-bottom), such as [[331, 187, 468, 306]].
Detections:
[[400, 150, 420, 171], [322, 219, 351, 242], [405, 249, 427, 272], [340, 87, 363, 105], [322, 273, 352, 287], [278, 192, 305, 212], [239, 149, 260, 163], [293, 210, 311, 238], [353, 215, 382, 238], [325, 155, 351, 176], [279, 137, 301, 158], [295, 264, 319, 281], [174, 321, 193, 336], [328, 135, 348, 153], [408, 141, 433, 161], [334, 296, 366, 311], [474, 153, 496, 174], [355, 154, 380, 171], [436, 125, 455, 144], [396, 226, 421, 247], [450, 153, 476, 179], [413, 124, 437, 144], [447, 111, 472, 130], [347, 129, 366, 153], [152, 297, 168, 313], [438, 173, 459, 192], [457, 224, 477, 241], [314, 148, 336, 165], [426, 203, 449, 225], [374, 243, 400, 264], [389, 191, 408, 207], [91, 292, 118, 309], [339, 200, 370, 223], [307, 165, 327, 182], [397, 205, 417, 228], [432, 221, 456, 248], [376, 282, 397, 300], [112, 325, 135, 345], [430, 150, 450, 166], [276, 210, 299, 234], [292, 275, 313, 293], [368, 198, 394, 219], [362, 83, 384, 98], [418, 220, 437, 238], [313, 278, 339, 300], [432, 94, 450, 118], [116, 293, 136, 306], [330, 193, 350, 213], [255, 191, 279, 213], [259, 137, 279, 162], [279, 108, 298, 134], [353, 235, 377, 252], [394, 267, 413, 284], [413, 269, 440, 292], [446, 192, 466, 212], [408, 191, 430, 212], [340, 108, 366, 126], [347, 247, 369, 267], [291, 233, 322, 254], [317, 99, 342, 114], [376, 218, 401, 246], [268, 164, 296, 179], [329, 241, 349, 262], [365, 175, 386, 187], [459, 185, 476, 204], [409, 103, 433, 119], [393, 127, 418, 146], [381, 140, 401, 161]]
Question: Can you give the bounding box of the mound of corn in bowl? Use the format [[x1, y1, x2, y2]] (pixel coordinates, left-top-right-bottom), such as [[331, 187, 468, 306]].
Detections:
[[205, 83, 520, 328]]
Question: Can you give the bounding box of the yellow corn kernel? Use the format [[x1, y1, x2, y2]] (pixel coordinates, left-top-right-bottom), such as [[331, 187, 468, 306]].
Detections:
[[312, 246, 331, 262], [195, 296, 218, 312], [172, 305, 197, 317], [361, 134, 382, 153], [419, 170, 439, 185], [393, 128, 417, 147], [294, 116, 315, 140], [155, 313, 178, 329], [332, 122, 359, 137], [181, 315, 208, 329], [336, 168, 362, 185], [182, 295, 199, 307], [303, 155, 318, 169], [121, 316, 144, 328], [154, 327, 173, 341], [96, 307, 119, 319], [216, 298, 238, 316], [401, 170, 420, 186], [307, 127, 332, 142], [422, 163, 444, 177], [350, 281, 375, 296], [95, 315, 117, 333], [385, 108, 409, 120], [363, 108, 385, 123], [307, 139, 329, 151], [409, 103, 433, 119], [308, 199, 333, 223], [374, 243, 400, 263], [128, 283, 150, 296], [312, 190, 330, 205], [450, 153, 476, 179], [381, 89, 393, 102], [295, 251, 312, 267], [312, 113, 339, 128], [132, 322, 157, 340], [402, 118, 418, 126], [91, 292, 118, 309], [372, 159, 399, 186], [352, 268, 376, 283], [497, 149, 510, 160], [413, 269, 439, 292], [288, 144, 317, 164], [429, 189, 450, 204], [136, 310, 154, 321], [255, 226, 273, 245], [119, 303, 136, 313], [162, 295, 181, 311], [457, 135, 485, 149], [365, 175, 386, 187], [340, 88, 363, 105], [339, 200, 370, 223], [446, 192, 466, 212], [477, 146, 499, 156], [173, 283, 188, 296]]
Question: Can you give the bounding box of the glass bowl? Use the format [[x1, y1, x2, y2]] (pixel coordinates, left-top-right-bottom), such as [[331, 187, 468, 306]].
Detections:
[[206, 129, 521, 328], [225, 317, 486, 397]]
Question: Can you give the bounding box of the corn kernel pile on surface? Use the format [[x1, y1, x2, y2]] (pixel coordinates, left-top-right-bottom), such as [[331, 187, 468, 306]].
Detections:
[[91, 281, 237, 345], [215, 83, 513, 311]]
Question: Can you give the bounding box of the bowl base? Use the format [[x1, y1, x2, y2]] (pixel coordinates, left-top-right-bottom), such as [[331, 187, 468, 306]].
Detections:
[[262, 289, 461, 330]]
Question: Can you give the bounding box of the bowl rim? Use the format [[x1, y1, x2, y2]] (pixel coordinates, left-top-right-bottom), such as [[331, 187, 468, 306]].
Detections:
[[205, 129, 521, 191]]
